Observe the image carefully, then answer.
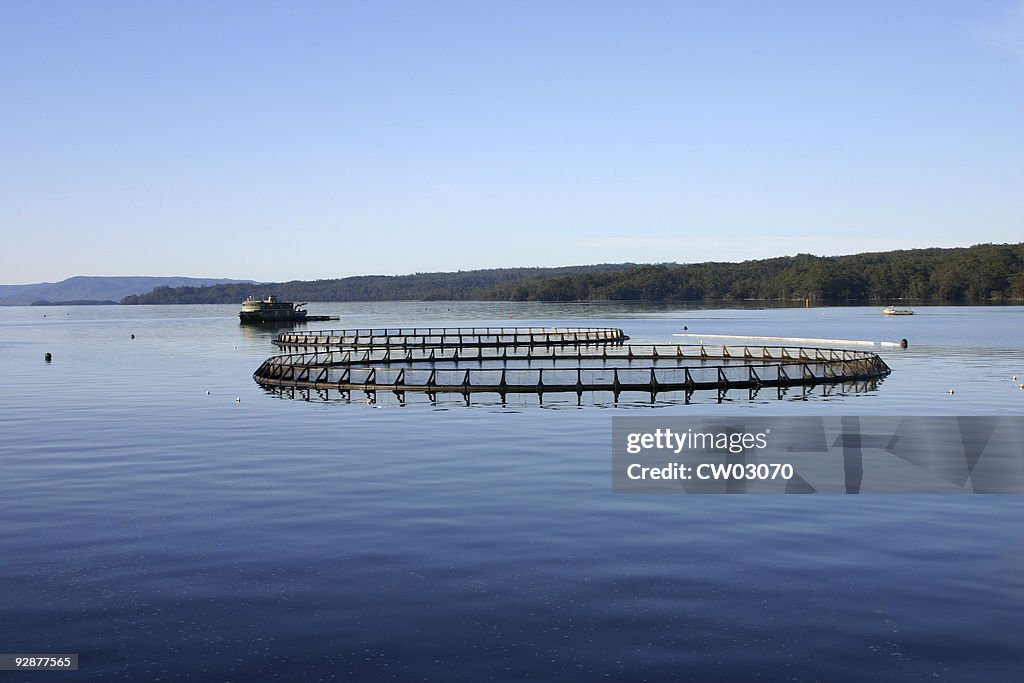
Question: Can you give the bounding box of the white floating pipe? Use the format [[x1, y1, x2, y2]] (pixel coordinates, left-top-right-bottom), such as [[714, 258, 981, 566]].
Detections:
[[671, 333, 906, 348]]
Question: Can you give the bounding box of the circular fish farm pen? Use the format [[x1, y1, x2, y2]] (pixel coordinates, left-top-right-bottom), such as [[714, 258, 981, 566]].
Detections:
[[254, 326, 892, 406]]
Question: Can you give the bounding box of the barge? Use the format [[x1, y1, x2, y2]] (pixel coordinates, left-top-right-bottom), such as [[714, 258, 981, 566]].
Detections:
[[239, 296, 339, 324]]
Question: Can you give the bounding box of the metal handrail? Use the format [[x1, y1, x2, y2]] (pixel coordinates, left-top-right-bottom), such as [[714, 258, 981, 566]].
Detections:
[[254, 343, 891, 396]]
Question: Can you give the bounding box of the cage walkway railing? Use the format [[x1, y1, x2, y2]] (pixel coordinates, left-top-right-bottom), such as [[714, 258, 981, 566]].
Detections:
[[254, 343, 891, 398], [274, 326, 629, 349], [259, 343, 881, 370]]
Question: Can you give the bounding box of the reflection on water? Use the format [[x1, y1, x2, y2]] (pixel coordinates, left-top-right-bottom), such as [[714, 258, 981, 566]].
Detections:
[[260, 378, 887, 409], [0, 303, 1022, 681]]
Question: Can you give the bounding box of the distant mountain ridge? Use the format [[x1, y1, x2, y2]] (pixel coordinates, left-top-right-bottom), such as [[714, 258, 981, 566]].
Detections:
[[0, 276, 255, 306]]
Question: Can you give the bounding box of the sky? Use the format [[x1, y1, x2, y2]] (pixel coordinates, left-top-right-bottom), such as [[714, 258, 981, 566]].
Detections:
[[1, 0, 1023, 284]]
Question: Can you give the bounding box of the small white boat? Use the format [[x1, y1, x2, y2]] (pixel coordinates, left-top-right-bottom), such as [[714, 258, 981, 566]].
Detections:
[[882, 307, 914, 316]]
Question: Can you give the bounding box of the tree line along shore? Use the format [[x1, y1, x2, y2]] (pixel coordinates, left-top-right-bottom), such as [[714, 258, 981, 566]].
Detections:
[[122, 243, 1024, 305]]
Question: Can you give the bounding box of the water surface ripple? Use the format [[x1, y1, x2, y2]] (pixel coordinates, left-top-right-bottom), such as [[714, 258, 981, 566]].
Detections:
[[1, 303, 1022, 681]]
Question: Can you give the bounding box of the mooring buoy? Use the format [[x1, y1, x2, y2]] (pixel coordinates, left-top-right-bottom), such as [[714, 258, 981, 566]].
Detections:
[[900, 338, 908, 348], [130, 334, 135, 339], [948, 389, 955, 395], [44, 352, 52, 362]]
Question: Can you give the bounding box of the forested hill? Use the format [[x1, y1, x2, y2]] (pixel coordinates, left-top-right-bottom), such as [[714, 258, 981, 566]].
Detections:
[[121, 264, 636, 304], [122, 243, 1024, 304]]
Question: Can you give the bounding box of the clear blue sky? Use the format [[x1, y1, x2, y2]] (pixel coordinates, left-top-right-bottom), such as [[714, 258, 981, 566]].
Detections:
[[2, 0, 1022, 284]]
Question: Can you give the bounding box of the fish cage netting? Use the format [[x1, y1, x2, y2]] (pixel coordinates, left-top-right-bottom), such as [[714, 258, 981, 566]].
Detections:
[[254, 328, 891, 404]]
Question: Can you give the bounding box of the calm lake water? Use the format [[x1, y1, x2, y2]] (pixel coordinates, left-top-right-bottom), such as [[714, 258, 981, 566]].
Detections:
[[1, 302, 1022, 681]]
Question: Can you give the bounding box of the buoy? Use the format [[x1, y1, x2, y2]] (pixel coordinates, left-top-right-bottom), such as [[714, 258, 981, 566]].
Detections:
[[900, 338, 908, 349], [1019, 384, 1023, 390], [44, 352, 52, 362], [130, 334, 135, 339], [683, 325, 688, 331], [205, 390, 211, 395], [235, 397, 241, 403], [948, 389, 955, 395], [1013, 375, 1017, 381]]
